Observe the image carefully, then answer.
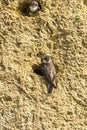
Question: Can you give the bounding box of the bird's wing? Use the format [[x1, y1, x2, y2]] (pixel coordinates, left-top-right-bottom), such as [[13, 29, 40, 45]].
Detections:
[[40, 64, 52, 83], [40, 64, 57, 88]]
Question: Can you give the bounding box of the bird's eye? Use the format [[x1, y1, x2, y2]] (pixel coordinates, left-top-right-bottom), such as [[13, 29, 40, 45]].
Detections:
[[44, 56, 49, 61], [34, 4, 37, 6]]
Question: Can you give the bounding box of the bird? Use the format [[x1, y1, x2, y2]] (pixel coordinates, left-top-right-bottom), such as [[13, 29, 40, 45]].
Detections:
[[39, 55, 57, 93], [27, 0, 41, 14]]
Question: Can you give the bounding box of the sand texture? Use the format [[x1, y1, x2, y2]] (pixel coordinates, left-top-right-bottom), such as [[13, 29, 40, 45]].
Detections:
[[0, 0, 87, 130]]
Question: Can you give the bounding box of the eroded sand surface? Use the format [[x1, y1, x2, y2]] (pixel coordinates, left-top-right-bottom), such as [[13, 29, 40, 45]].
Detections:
[[0, 0, 87, 130]]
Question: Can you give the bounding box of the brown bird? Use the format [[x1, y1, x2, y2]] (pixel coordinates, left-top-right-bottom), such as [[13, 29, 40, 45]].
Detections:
[[27, 0, 41, 14], [40, 55, 57, 93]]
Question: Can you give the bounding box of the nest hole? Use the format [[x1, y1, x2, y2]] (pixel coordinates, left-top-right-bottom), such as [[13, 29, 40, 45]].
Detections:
[[18, 1, 30, 16], [32, 64, 43, 76], [18, 0, 42, 16]]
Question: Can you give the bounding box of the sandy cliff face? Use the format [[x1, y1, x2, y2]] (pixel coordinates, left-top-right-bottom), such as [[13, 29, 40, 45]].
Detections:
[[0, 0, 87, 130]]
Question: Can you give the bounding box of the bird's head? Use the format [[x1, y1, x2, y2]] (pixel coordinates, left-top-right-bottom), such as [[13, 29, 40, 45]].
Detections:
[[30, 1, 39, 13], [41, 55, 52, 64]]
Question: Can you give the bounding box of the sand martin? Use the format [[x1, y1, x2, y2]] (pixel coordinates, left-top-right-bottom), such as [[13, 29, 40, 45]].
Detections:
[[40, 55, 57, 93], [27, 0, 41, 14]]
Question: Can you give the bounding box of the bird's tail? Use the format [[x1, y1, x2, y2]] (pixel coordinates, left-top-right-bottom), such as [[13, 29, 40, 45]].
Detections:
[[48, 85, 53, 93], [48, 82, 57, 93]]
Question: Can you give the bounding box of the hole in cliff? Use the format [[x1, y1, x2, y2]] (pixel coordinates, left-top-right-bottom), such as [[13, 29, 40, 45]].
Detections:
[[32, 64, 43, 76], [18, 0, 42, 16], [18, 1, 30, 16]]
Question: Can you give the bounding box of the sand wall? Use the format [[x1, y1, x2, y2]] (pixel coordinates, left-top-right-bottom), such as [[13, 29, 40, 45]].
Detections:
[[0, 0, 87, 129]]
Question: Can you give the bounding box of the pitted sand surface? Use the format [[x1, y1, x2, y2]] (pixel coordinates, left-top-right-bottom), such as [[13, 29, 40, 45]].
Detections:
[[0, 0, 87, 130]]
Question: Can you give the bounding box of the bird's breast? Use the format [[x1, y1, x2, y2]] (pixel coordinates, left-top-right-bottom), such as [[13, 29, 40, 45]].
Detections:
[[30, 6, 38, 12]]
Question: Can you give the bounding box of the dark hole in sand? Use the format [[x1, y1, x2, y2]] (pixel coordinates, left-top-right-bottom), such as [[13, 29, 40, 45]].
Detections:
[[18, 0, 42, 16], [32, 64, 43, 76], [18, 1, 30, 16]]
